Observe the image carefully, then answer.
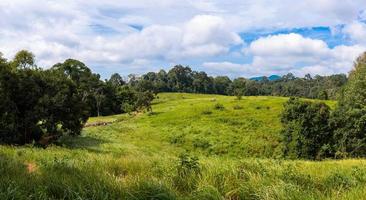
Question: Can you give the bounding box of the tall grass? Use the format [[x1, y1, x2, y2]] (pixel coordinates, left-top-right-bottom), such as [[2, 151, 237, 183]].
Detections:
[[1, 147, 366, 199], [1, 93, 360, 200]]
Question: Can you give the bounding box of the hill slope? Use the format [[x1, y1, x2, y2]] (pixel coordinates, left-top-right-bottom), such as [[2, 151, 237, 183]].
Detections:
[[84, 93, 335, 158], [3, 93, 366, 200]]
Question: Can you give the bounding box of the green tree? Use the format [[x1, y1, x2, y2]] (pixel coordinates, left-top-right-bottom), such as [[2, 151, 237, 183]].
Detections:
[[281, 98, 332, 159], [11, 50, 36, 69], [135, 91, 155, 112], [340, 52, 366, 108], [0, 59, 88, 144], [108, 73, 125, 87], [229, 78, 247, 96], [0, 52, 7, 64], [167, 65, 193, 92], [213, 76, 231, 95], [52, 59, 102, 116], [330, 52, 366, 157]]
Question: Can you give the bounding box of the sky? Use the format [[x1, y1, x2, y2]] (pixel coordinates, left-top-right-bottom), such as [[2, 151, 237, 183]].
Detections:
[[1, 0, 366, 79]]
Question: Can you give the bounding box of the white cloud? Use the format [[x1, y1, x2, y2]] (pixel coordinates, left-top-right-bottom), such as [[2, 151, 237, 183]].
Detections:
[[202, 62, 255, 77], [248, 33, 331, 71], [80, 15, 242, 63], [0, 0, 366, 77], [0, 10, 241, 68], [204, 34, 365, 77], [342, 21, 366, 45]]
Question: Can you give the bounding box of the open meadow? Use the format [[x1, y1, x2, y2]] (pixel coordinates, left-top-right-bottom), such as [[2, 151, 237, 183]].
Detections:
[[2, 93, 366, 200]]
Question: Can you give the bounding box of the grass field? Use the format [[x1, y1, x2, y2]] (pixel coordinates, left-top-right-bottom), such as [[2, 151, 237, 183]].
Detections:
[[2, 93, 366, 200]]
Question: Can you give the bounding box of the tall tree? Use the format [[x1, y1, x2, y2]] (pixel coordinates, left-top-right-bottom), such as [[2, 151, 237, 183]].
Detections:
[[331, 52, 366, 157], [213, 76, 232, 95], [109, 73, 125, 87], [11, 50, 36, 69]]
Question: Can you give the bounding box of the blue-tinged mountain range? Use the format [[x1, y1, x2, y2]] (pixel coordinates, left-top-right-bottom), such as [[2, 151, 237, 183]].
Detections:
[[250, 75, 281, 81]]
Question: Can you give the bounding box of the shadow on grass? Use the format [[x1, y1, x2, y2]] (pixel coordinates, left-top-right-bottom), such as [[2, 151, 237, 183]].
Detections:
[[147, 111, 164, 116], [57, 135, 107, 151]]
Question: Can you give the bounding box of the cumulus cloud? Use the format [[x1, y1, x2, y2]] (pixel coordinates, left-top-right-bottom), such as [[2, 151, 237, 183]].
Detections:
[[0, 1, 242, 69], [82, 15, 242, 63], [202, 62, 257, 77], [211, 34, 366, 77], [249, 33, 330, 67], [342, 21, 366, 45], [0, 0, 366, 77]]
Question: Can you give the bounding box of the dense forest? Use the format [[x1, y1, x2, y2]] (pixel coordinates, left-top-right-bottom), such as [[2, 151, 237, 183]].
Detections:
[[281, 52, 366, 159], [132, 66, 347, 100]]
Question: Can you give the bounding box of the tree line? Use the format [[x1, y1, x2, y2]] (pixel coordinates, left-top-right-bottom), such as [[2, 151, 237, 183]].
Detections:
[[0, 49, 351, 146], [281, 52, 366, 159], [0, 50, 154, 145], [130, 65, 347, 100]]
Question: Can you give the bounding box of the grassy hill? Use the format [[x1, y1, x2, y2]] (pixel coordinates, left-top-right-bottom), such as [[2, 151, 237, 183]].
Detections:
[[2, 93, 366, 200], [79, 93, 335, 158]]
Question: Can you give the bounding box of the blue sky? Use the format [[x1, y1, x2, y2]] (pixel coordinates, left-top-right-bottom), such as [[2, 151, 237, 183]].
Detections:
[[0, 0, 366, 79]]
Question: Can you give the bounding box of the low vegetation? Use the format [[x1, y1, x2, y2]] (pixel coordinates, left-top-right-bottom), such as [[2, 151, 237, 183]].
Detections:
[[0, 93, 365, 199], [1, 51, 366, 199], [281, 53, 366, 159]]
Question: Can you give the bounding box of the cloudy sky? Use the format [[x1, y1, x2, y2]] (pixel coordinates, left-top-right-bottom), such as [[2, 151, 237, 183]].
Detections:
[[1, 0, 366, 78]]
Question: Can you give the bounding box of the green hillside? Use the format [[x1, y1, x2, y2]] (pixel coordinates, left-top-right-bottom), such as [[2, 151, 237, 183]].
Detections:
[[82, 93, 335, 158], [3, 93, 366, 200]]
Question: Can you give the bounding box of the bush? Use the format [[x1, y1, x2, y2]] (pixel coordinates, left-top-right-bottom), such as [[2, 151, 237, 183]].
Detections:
[[201, 109, 212, 115], [323, 171, 354, 190], [170, 134, 186, 145], [192, 138, 211, 149], [214, 103, 225, 110], [173, 153, 201, 193], [233, 105, 243, 110], [281, 97, 332, 159]]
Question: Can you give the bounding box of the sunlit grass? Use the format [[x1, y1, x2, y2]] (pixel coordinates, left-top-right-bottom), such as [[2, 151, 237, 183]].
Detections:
[[3, 93, 364, 200]]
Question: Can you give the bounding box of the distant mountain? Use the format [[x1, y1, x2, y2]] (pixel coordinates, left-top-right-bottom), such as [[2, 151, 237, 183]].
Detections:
[[250, 75, 281, 81]]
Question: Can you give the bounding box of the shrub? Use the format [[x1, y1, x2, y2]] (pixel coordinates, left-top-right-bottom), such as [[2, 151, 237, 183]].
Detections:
[[201, 109, 212, 115], [281, 97, 332, 159], [323, 171, 354, 190], [234, 89, 243, 100], [192, 138, 211, 149], [170, 134, 186, 145], [233, 105, 243, 110], [173, 153, 201, 193], [214, 103, 225, 110]]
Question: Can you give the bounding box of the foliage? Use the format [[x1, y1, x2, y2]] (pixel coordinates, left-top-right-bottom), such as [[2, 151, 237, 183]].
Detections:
[[174, 153, 201, 193], [129, 65, 347, 99], [0, 50, 155, 144], [213, 103, 225, 110], [330, 52, 366, 158], [11, 50, 36, 69], [136, 91, 155, 112], [0, 93, 363, 199], [279, 51, 366, 159], [0, 61, 88, 144], [281, 98, 332, 159]]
